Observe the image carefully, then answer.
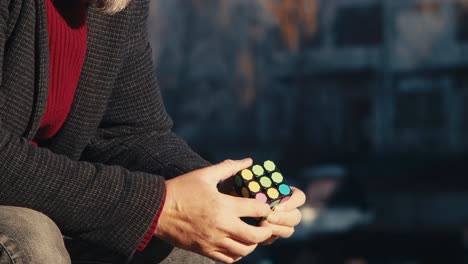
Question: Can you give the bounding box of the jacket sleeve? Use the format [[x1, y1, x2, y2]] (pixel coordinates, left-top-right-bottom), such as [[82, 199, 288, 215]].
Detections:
[[81, 0, 211, 178], [0, 1, 166, 257]]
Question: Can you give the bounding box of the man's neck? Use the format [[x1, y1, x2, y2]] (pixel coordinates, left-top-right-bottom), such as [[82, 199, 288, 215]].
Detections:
[[48, 0, 87, 29]]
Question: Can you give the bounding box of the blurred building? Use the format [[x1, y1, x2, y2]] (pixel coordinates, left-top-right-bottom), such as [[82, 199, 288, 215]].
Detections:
[[149, 0, 468, 159], [291, 0, 468, 155], [147, 1, 468, 263]]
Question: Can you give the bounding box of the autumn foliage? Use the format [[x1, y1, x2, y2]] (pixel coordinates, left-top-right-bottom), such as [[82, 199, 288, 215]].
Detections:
[[261, 0, 318, 49]]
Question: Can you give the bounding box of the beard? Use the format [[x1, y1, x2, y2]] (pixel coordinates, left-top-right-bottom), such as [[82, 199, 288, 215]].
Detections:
[[91, 0, 131, 14]]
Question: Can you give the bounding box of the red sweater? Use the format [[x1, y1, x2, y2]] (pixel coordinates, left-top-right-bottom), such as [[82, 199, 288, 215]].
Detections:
[[34, 0, 87, 141], [35, 0, 161, 252]]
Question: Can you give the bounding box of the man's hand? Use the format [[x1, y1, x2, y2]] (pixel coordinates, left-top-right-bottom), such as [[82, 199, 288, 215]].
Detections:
[[154, 159, 273, 263], [260, 187, 306, 245]]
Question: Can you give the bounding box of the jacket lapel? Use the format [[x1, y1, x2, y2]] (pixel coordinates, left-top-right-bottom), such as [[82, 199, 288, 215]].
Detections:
[[42, 4, 130, 159], [24, 0, 49, 140]]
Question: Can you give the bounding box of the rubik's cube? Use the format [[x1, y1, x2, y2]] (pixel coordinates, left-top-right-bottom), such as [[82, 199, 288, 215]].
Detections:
[[233, 160, 292, 209]]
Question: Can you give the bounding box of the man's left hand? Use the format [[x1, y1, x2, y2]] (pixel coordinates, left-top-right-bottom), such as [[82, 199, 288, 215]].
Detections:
[[260, 186, 306, 245]]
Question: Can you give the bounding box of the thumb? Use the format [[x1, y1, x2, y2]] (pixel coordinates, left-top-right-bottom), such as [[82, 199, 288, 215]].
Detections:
[[205, 158, 253, 183]]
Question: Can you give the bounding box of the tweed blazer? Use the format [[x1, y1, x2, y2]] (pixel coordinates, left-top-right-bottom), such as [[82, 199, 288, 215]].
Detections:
[[0, 0, 209, 256]]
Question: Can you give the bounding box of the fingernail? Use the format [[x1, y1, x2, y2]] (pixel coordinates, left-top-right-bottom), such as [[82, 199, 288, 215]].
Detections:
[[273, 204, 284, 211]]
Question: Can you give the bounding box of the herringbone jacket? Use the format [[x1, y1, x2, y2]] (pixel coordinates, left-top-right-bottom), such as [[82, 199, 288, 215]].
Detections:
[[0, 0, 209, 256]]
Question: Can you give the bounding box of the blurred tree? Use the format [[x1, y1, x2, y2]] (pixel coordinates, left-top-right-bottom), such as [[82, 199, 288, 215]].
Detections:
[[147, 0, 319, 153]]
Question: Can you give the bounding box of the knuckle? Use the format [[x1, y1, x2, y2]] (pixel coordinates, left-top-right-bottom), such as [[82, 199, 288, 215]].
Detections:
[[249, 232, 263, 243], [259, 230, 272, 243], [223, 159, 235, 167], [206, 233, 218, 246], [256, 206, 269, 217], [246, 232, 258, 243], [291, 187, 306, 203], [261, 204, 272, 216], [245, 227, 272, 243], [268, 212, 280, 224], [236, 229, 252, 243], [253, 207, 262, 217], [285, 227, 295, 238], [223, 159, 239, 174]]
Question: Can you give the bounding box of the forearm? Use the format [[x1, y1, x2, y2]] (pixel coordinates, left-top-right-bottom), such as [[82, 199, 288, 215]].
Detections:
[[83, 130, 211, 178], [0, 130, 165, 256], [81, 130, 210, 254]]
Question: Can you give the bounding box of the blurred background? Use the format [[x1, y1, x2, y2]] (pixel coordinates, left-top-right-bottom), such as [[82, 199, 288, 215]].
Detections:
[[147, 0, 468, 263]]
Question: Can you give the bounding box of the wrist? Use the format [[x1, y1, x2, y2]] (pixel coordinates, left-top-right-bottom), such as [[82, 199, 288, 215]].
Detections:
[[154, 180, 173, 239], [136, 180, 168, 252]]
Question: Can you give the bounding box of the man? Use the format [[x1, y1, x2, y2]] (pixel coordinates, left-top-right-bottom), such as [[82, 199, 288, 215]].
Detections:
[[0, 0, 305, 263]]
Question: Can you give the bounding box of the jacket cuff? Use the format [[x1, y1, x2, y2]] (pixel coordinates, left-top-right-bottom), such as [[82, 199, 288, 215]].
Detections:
[[136, 182, 167, 252]]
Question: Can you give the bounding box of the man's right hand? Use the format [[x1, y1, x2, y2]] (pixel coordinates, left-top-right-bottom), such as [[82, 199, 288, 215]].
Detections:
[[154, 158, 273, 263]]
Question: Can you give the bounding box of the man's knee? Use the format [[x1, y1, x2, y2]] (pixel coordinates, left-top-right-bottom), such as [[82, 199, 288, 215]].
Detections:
[[131, 237, 214, 264], [0, 206, 70, 264]]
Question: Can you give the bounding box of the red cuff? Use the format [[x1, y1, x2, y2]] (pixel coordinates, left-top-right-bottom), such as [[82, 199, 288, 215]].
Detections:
[[136, 182, 167, 252]]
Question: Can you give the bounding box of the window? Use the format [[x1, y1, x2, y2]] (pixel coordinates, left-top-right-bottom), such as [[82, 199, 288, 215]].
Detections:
[[456, 2, 468, 42], [334, 4, 383, 47], [395, 77, 446, 130]]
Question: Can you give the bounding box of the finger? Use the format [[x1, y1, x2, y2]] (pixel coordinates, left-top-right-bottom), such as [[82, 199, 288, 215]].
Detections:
[[205, 158, 253, 183], [274, 187, 306, 211], [262, 221, 295, 239], [214, 250, 244, 264], [209, 251, 237, 264], [266, 208, 302, 227], [227, 196, 272, 217], [258, 222, 279, 245], [229, 219, 273, 244], [220, 237, 257, 259]]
